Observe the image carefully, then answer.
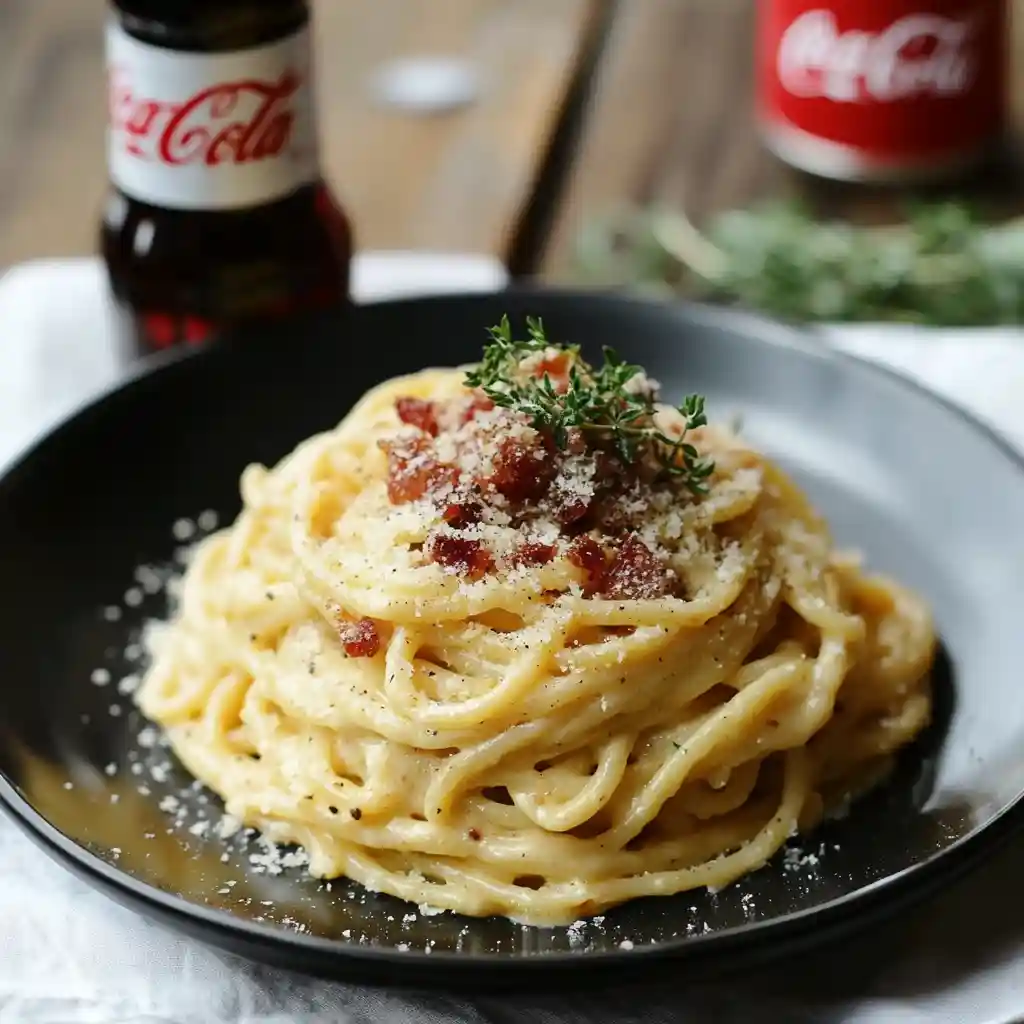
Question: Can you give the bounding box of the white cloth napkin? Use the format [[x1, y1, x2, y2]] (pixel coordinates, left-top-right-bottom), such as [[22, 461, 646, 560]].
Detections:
[[0, 254, 1023, 1024], [0, 253, 508, 474]]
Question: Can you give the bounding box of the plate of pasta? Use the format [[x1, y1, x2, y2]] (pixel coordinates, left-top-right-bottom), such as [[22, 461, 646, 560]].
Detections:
[[1, 290, 1023, 987]]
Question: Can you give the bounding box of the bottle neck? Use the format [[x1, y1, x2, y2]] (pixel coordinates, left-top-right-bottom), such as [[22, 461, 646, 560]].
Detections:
[[110, 1, 308, 53]]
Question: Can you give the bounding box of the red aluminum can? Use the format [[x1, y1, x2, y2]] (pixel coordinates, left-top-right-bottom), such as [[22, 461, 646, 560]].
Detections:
[[756, 0, 1008, 182]]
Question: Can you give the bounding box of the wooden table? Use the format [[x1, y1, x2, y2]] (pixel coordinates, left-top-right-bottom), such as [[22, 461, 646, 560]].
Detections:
[[543, 0, 1024, 280], [1, 0, 1022, 280]]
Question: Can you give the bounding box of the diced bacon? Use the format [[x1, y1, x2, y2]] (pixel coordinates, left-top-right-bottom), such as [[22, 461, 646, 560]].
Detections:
[[487, 437, 556, 504], [536, 352, 570, 377], [568, 536, 608, 594], [564, 428, 587, 455], [461, 394, 495, 424], [547, 475, 593, 527], [594, 451, 636, 488], [442, 500, 483, 528], [587, 453, 642, 533], [559, 500, 591, 527], [589, 494, 632, 535], [533, 352, 571, 392], [338, 618, 381, 657], [510, 542, 556, 567], [381, 437, 459, 504], [395, 397, 440, 436], [601, 535, 673, 600], [377, 371, 694, 604], [428, 533, 494, 580]]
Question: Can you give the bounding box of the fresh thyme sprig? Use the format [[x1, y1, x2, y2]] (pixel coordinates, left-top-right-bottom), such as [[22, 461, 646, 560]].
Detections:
[[464, 316, 715, 494], [576, 201, 1024, 325]]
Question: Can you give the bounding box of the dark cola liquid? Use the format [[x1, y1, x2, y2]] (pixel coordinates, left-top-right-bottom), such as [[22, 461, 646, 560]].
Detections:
[[101, 0, 353, 356], [101, 183, 352, 352]]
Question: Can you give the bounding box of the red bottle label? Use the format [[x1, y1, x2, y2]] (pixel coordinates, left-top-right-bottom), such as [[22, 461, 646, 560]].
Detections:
[[757, 0, 1007, 167]]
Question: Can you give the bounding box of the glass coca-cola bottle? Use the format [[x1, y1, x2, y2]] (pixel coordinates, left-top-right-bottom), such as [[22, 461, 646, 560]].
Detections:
[[101, 0, 353, 355]]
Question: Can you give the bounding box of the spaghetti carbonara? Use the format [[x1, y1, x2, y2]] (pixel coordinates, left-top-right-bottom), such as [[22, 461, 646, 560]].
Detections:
[[138, 318, 934, 925]]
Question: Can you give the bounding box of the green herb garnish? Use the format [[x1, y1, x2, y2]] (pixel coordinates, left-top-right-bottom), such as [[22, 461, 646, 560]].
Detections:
[[576, 201, 1024, 326], [464, 316, 714, 494]]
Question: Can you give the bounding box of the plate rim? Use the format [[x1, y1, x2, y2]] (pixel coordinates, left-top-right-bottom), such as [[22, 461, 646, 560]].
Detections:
[[2, 286, 1024, 975]]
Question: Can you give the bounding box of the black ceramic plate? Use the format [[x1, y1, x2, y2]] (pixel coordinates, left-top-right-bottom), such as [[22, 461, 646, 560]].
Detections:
[[1, 290, 1024, 990]]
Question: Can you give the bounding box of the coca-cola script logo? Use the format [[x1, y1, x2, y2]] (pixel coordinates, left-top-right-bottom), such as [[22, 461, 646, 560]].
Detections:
[[108, 68, 302, 165], [777, 11, 977, 103]]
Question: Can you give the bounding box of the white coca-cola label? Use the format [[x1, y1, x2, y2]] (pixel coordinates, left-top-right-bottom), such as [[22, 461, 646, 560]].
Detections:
[[777, 10, 976, 103], [106, 22, 319, 210]]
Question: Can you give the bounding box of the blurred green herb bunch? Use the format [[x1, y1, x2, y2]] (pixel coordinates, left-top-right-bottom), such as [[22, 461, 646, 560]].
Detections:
[[576, 201, 1024, 326]]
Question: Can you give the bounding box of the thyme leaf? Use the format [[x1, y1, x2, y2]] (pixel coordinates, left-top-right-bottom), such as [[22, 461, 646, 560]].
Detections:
[[464, 316, 715, 494]]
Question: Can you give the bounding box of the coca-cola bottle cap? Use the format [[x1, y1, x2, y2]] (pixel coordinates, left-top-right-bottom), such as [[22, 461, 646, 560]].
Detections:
[[112, 0, 307, 50]]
